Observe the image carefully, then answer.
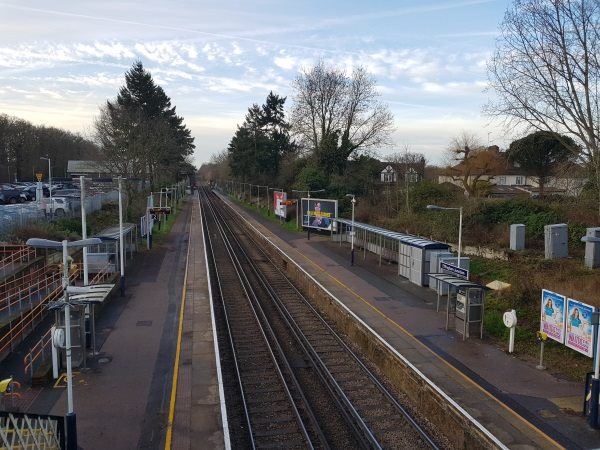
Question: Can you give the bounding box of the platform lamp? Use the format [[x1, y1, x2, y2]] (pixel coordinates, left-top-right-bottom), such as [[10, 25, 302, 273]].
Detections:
[[345, 194, 356, 265], [117, 177, 126, 296], [427, 204, 463, 264], [26, 237, 102, 450]]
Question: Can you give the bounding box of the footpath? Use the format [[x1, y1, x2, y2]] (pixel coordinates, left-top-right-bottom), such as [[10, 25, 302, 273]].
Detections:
[[226, 196, 600, 450]]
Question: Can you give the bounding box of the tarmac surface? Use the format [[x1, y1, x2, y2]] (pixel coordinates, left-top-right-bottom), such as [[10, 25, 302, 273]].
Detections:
[[223, 194, 600, 450]]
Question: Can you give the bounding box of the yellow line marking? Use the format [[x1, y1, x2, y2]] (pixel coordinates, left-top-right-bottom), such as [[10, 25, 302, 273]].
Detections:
[[294, 245, 564, 449], [164, 202, 193, 450]]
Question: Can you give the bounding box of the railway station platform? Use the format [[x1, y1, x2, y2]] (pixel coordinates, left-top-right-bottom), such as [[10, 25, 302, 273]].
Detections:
[[1, 197, 227, 450], [220, 193, 600, 449]]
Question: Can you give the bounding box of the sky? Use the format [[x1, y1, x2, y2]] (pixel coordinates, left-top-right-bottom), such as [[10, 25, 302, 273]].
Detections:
[[0, 0, 513, 166]]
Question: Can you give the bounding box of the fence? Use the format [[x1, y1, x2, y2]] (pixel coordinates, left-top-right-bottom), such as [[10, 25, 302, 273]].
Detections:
[[0, 190, 119, 237], [0, 269, 79, 362], [0, 264, 54, 298], [0, 246, 37, 279], [0, 411, 64, 449]]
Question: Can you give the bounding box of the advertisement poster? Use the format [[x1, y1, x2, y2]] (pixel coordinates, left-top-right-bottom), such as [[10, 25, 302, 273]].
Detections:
[[540, 289, 566, 343], [274, 191, 287, 218], [566, 298, 595, 357], [301, 198, 338, 231]]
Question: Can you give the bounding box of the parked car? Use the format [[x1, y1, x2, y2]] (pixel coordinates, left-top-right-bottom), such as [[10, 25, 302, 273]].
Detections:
[[45, 197, 71, 217], [0, 187, 26, 204]]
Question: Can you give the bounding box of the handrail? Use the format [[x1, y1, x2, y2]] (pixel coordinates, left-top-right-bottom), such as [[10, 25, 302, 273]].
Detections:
[[0, 247, 36, 274], [0, 264, 56, 297], [0, 272, 62, 317], [21, 263, 112, 378], [0, 268, 79, 360], [23, 328, 52, 378]]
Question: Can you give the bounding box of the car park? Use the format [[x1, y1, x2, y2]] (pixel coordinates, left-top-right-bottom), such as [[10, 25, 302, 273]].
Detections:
[[0, 187, 26, 204]]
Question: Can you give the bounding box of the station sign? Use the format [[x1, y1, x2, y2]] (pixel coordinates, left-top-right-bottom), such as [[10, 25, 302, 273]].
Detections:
[[440, 261, 469, 280]]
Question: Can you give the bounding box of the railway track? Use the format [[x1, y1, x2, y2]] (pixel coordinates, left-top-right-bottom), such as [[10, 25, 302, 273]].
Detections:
[[200, 187, 440, 449]]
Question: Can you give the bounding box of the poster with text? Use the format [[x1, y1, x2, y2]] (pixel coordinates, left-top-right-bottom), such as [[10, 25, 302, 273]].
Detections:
[[274, 191, 287, 218], [540, 289, 566, 343], [301, 198, 337, 231], [566, 298, 595, 357]]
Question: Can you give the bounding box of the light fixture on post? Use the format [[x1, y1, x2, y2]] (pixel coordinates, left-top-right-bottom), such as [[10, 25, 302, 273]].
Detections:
[[26, 237, 102, 450]]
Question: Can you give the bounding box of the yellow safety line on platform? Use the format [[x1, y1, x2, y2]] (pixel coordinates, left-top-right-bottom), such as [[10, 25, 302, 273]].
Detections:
[[294, 247, 565, 449], [164, 203, 192, 450]]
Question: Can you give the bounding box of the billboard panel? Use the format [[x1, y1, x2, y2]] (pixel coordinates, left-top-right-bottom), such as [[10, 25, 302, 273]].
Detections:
[[540, 289, 566, 343], [301, 198, 337, 231], [274, 191, 287, 218], [566, 298, 595, 357]]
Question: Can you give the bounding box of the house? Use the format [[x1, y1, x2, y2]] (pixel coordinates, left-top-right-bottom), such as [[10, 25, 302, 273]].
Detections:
[[438, 148, 587, 197], [379, 158, 426, 184]]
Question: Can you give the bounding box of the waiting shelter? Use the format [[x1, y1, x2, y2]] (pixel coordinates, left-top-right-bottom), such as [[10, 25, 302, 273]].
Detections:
[[87, 223, 138, 273], [428, 273, 485, 340], [333, 218, 450, 286]]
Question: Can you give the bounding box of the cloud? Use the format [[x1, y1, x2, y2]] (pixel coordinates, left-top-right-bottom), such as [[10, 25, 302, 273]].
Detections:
[[421, 80, 487, 94]]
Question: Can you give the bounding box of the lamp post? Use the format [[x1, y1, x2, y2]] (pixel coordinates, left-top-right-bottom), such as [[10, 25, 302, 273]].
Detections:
[[26, 237, 102, 450], [345, 194, 356, 265], [40, 157, 52, 218], [427, 204, 463, 264], [292, 188, 325, 240], [117, 177, 126, 296]]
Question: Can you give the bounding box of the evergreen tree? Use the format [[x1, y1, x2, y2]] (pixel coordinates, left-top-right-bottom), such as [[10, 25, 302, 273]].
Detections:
[[96, 61, 194, 187]]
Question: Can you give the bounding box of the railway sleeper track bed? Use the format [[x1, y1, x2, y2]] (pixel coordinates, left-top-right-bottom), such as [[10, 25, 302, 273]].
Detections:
[[200, 187, 444, 449]]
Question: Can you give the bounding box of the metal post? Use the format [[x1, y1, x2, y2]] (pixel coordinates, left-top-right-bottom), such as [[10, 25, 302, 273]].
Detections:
[[48, 158, 52, 220], [537, 340, 546, 370], [62, 240, 77, 450], [80, 177, 88, 286], [590, 314, 600, 428], [118, 178, 125, 296], [458, 206, 463, 265], [351, 197, 355, 266]]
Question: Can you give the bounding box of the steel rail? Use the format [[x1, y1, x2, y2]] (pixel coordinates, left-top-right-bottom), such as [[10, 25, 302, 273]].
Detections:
[[201, 188, 314, 449], [208, 188, 439, 450]]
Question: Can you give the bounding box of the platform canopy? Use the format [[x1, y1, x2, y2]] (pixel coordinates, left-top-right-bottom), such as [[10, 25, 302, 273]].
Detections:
[[428, 273, 483, 289], [68, 284, 115, 304], [334, 218, 448, 249], [93, 223, 137, 241]]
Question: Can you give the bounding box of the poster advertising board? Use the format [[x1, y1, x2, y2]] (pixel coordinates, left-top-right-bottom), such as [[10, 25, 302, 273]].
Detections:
[[540, 289, 566, 343], [565, 298, 595, 357], [274, 191, 287, 218], [301, 198, 338, 231]]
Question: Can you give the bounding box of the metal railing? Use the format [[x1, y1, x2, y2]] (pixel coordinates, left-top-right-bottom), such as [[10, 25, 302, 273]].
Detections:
[[23, 328, 53, 380], [0, 411, 64, 449], [22, 264, 113, 379], [0, 269, 79, 362], [0, 264, 55, 298], [0, 271, 63, 323], [0, 246, 37, 279]]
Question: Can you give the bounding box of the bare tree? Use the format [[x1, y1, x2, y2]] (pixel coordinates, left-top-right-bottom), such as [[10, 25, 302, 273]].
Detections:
[[486, 0, 598, 208], [291, 61, 394, 166], [445, 132, 504, 197]]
